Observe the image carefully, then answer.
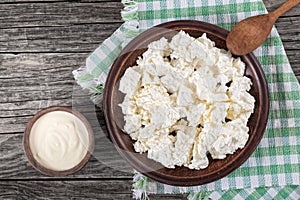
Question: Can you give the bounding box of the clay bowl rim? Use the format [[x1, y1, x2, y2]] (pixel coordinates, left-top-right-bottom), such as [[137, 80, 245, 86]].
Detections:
[[23, 106, 94, 177], [103, 20, 269, 186]]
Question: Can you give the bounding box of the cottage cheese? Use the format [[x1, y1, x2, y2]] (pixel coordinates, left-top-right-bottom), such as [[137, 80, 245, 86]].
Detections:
[[118, 31, 255, 170]]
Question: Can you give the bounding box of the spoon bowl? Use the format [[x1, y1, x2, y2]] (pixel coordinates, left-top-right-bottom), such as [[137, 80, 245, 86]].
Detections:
[[226, 0, 300, 55]]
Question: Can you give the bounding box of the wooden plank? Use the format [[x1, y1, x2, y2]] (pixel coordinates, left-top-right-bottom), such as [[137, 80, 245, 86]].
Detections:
[[0, 18, 295, 53], [0, 98, 107, 133], [0, 53, 82, 134], [0, 53, 96, 105], [276, 16, 300, 50], [285, 50, 300, 82], [0, 180, 187, 200], [0, 53, 86, 80], [275, 16, 300, 82], [0, 23, 122, 53], [0, 53, 96, 133], [0, 2, 122, 28], [0, 53, 83, 94], [0, 180, 133, 199], [0, 132, 134, 179], [0, 107, 108, 133], [264, 0, 300, 16], [0, 4, 298, 55]]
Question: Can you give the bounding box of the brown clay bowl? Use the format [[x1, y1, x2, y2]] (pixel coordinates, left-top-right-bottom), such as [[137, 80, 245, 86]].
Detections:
[[103, 20, 269, 186], [23, 106, 94, 176]]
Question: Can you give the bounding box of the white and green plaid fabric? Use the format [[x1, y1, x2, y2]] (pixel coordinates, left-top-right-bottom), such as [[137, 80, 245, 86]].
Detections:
[[73, 0, 300, 199]]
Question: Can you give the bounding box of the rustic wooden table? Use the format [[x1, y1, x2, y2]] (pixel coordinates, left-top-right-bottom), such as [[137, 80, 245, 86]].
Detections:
[[0, 1, 299, 199]]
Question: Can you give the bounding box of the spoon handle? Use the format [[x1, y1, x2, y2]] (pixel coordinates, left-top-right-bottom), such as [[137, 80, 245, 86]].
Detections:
[[271, 0, 300, 19]]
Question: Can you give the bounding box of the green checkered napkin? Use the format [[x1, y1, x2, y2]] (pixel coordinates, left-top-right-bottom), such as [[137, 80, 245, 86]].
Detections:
[[73, 0, 300, 199]]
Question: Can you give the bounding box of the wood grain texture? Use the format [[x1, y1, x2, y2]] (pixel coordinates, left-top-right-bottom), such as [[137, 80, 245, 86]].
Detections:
[[0, 180, 133, 199], [0, 2, 122, 28], [264, 0, 300, 16], [0, 53, 84, 99], [276, 16, 300, 50], [0, 24, 122, 53], [0, 132, 133, 179], [0, 180, 187, 200], [0, 53, 82, 133], [0, 0, 299, 199]]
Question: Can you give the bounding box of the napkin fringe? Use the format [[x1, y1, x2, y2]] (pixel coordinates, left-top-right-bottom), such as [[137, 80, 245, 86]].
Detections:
[[187, 191, 209, 200], [133, 172, 149, 200], [72, 66, 105, 105], [132, 171, 211, 200], [121, 0, 141, 47], [133, 188, 149, 200]]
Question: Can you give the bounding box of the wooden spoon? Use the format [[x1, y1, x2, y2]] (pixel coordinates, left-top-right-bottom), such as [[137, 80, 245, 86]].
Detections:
[[226, 0, 300, 55]]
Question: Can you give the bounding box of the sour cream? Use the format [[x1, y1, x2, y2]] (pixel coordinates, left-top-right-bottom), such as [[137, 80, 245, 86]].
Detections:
[[29, 111, 90, 171]]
